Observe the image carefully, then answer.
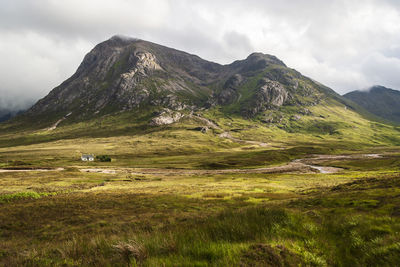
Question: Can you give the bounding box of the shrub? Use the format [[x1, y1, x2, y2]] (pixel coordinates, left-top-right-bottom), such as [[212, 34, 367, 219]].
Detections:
[[96, 155, 112, 162]]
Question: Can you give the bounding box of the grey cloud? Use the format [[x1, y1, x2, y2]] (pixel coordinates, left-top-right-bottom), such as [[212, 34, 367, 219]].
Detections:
[[362, 53, 400, 89], [223, 31, 254, 58]]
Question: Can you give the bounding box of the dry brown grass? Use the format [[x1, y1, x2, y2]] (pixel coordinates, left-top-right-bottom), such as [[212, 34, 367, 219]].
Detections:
[[113, 240, 148, 266]]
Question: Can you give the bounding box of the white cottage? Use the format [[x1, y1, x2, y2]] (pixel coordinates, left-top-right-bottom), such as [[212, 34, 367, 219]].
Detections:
[[81, 154, 94, 161]]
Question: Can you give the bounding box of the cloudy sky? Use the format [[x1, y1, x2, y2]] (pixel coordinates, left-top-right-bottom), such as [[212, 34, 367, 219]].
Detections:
[[1, 0, 400, 110]]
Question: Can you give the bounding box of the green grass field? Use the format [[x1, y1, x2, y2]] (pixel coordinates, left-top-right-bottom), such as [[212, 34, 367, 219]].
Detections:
[[1, 101, 400, 266]]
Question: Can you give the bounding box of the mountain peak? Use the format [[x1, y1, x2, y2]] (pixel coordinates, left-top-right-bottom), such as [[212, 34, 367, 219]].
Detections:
[[245, 52, 286, 67], [94, 35, 143, 50], [22, 36, 332, 127], [344, 85, 400, 123], [109, 35, 140, 42], [368, 85, 398, 93]]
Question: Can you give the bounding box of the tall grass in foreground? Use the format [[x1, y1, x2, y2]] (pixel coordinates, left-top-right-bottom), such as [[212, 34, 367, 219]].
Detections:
[[10, 205, 400, 267]]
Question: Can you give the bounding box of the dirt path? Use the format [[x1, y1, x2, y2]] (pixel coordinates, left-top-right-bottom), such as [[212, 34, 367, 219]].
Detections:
[[81, 168, 117, 174], [292, 153, 383, 174], [237, 93, 242, 102], [218, 131, 269, 147], [292, 159, 342, 174], [0, 167, 64, 173], [47, 112, 72, 131], [190, 115, 222, 130], [78, 162, 314, 176]]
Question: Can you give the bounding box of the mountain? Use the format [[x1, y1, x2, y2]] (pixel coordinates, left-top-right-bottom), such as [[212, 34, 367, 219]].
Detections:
[[2, 35, 400, 150], [344, 86, 400, 124], [0, 110, 13, 123], [0, 108, 24, 123], [21, 35, 341, 127]]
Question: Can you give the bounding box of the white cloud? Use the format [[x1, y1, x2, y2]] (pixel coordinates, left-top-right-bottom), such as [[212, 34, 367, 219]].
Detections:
[[362, 52, 400, 89], [0, 32, 91, 109], [1, 0, 400, 109]]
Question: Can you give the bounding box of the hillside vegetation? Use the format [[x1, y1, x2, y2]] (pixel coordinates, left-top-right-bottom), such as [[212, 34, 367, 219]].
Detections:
[[1, 97, 400, 265], [344, 85, 400, 124], [1, 36, 400, 266]]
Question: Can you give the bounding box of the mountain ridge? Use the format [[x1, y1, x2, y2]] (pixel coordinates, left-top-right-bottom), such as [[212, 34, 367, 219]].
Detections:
[[344, 85, 400, 124], [18, 36, 336, 126]]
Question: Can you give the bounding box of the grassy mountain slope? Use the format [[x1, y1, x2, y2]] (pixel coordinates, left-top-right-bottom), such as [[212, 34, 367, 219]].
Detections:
[[3, 35, 367, 129], [1, 37, 400, 266], [344, 85, 400, 124], [1, 97, 399, 171], [0, 36, 398, 178], [1, 36, 397, 150]]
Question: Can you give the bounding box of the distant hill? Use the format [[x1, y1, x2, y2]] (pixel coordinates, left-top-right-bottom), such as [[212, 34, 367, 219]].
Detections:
[[344, 86, 400, 123], [0, 109, 24, 123]]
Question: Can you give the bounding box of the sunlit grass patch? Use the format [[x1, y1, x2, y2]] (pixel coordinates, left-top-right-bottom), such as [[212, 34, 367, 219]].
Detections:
[[0, 107, 400, 265], [0, 191, 57, 203]]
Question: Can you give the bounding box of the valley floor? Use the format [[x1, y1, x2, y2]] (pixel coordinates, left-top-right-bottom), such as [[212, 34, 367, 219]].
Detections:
[[1, 37, 400, 266], [1, 147, 400, 266]]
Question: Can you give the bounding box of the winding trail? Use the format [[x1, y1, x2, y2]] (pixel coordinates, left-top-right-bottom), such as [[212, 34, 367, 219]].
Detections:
[[293, 153, 382, 173], [0, 168, 64, 173], [47, 112, 72, 131], [237, 92, 242, 102]]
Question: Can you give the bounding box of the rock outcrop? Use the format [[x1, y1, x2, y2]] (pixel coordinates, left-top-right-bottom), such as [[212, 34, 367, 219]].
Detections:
[[21, 35, 339, 127], [216, 74, 243, 105], [242, 78, 289, 117], [150, 109, 184, 126]]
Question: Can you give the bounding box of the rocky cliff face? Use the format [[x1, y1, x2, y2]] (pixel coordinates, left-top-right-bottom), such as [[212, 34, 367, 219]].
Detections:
[[24, 35, 335, 126], [216, 74, 243, 105], [243, 78, 289, 117]]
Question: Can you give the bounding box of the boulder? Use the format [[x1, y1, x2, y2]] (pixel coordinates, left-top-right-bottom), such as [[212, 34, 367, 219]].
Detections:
[[150, 109, 184, 125]]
